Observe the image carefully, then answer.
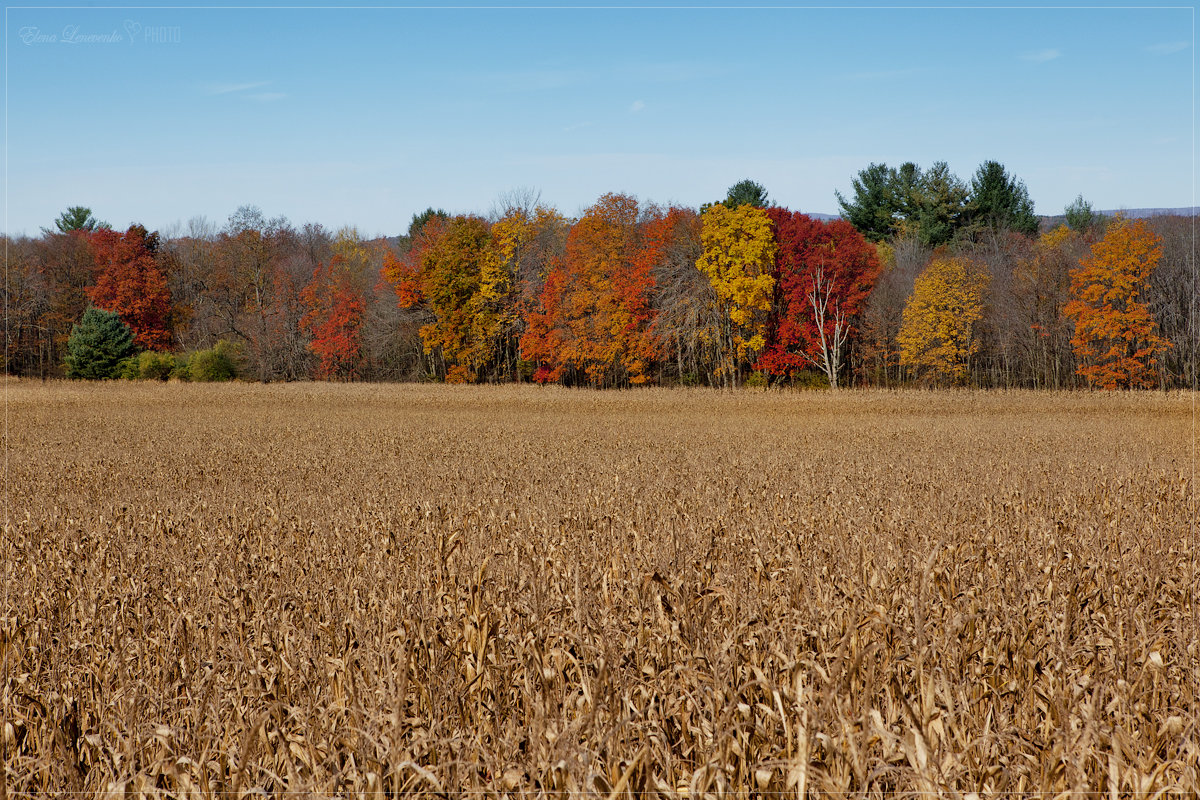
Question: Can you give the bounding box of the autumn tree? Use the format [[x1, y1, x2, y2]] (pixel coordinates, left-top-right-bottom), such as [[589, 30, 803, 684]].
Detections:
[[645, 208, 721, 385], [300, 228, 373, 379], [757, 210, 880, 388], [696, 203, 776, 386], [1063, 217, 1170, 389], [898, 257, 989, 384], [858, 236, 930, 386], [1144, 215, 1196, 388], [522, 193, 658, 386], [415, 215, 508, 382], [87, 224, 173, 351], [489, 204, 568, 380]]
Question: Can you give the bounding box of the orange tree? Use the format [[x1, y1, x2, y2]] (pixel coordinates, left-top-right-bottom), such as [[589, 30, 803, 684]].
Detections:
[[1063, 217, 1170, 389], [521, 193, 658, 386]]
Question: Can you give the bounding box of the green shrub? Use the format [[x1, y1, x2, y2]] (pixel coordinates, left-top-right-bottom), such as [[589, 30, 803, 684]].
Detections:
[[170, 355, 192, 382], [64, 308, 136, 379], [118, 350, 176, 381], [188, 340, 244, 382]]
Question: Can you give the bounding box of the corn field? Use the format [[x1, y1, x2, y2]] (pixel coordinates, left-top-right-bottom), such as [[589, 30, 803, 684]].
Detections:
[[3, 382, 1195, 796]]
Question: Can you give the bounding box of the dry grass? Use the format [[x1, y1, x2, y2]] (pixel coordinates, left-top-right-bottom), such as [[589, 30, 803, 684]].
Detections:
[[3, 381, 1195, 797]]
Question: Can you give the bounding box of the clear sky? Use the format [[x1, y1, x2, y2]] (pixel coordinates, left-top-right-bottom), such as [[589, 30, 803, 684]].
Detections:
[[3, 2, 1193, 237]]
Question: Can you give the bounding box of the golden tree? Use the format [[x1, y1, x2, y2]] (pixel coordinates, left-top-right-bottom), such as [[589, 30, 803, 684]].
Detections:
[[898, 257, 989, 384], [696, 204, 776, 386], [1063, 217, 1170, 389]]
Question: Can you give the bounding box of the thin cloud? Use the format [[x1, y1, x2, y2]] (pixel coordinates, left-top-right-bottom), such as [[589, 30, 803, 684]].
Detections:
[[246, 92, 287, 102], [562, 121, 593, 133], [204, 81, 270, 95], [1147, 41, 1189, 55], [629, 100, 646, 113], [1020, 49, 1062, 63]]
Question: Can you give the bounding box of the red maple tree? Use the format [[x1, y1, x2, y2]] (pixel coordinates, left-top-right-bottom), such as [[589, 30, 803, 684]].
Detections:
[[300, 255, 366, 379], [757, 210, 880, 387], [87, 225, 173, 351]]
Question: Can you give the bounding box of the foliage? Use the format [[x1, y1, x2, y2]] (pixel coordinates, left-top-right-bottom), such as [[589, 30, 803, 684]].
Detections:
[[118, 350, 177, 381], [1011, 226, 1083, 388], [87, 225, 173, 350], [835, 162, 925, 242], [185, 340, 244, 381], [1063, 217, 1170, 389], [757, 210, 881, 387], [741, 370, 769, 388], [968, 160, 1038, 236], [407, 207, 450, 240], [898, 257, 990, 384], [722, 179, 770, 209], [45, 205, 109, 235], [64, 307, 136, 379], [696, 204, 776, 384], [911, 162, 970, 247], [300, 230, 372, 379], [522, 193, 658, 386], [1064, 194, 1101, 234], [838, 161, 970, 246], [416, 215, 504, 382]]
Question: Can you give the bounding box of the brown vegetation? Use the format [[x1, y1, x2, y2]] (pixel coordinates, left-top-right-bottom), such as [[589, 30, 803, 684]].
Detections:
[[3, 382, 1195, 796]]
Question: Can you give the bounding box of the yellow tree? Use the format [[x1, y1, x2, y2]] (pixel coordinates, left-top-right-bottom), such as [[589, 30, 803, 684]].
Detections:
[[696, 204, 776, 386], [1063, 217, 1170, 389], [898, 257, 989, 384]]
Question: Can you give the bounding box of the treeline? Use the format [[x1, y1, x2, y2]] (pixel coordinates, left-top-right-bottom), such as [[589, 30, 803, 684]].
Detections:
[[4, 163, 1194, 389]]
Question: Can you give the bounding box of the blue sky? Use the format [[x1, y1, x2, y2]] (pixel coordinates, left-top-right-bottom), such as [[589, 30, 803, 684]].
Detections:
[[3, 2, 1193, 237]]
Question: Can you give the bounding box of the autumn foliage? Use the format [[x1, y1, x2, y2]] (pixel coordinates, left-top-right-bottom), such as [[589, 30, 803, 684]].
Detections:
[[87, 225, 173, 351], [757, 210, 880, 386], [11, 186, 1190, 389], [696, 204, 776, 384], [522, 193, 658, 386], [300, 231, 372, 379], [1063, 218, 1171, 389], [898, 257, 990, 384]]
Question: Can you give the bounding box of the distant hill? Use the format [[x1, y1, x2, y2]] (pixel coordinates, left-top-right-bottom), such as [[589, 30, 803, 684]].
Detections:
[[1095, 207, 1198, 218]]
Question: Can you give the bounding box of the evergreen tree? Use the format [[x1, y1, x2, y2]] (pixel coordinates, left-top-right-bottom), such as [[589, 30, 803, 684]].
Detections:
[[1064, 194, 1100, 234], [64, 308, 136, 379], [969, 160, 1038, 236], [912, 162, 970, 247], [722, 179, 770, 209]]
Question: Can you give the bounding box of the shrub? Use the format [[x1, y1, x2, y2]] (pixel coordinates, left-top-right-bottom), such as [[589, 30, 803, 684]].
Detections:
[[188, 340, 244, 382], [64, 308, 136, 379], [118, 350, 176, 381]]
